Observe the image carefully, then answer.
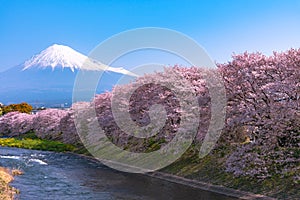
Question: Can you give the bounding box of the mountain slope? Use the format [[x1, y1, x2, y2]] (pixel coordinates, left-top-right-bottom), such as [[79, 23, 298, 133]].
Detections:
[[0, 44, 137, 107]]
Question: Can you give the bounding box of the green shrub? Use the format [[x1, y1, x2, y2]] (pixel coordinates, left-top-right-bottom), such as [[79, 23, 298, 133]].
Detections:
[[2, 102, 33, 115]]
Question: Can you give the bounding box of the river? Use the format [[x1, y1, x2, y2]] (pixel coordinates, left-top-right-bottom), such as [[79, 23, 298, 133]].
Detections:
[[0, 147, 236, 200]]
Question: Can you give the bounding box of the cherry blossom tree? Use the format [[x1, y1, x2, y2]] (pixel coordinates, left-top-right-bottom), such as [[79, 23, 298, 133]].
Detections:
[[0, 111, 34, 136], [219, 49, 300, 178], [32, 108, 69, 140]]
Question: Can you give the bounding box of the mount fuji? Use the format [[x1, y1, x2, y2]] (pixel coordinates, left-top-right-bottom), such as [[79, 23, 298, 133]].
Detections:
[[0, 44, 137, 107]]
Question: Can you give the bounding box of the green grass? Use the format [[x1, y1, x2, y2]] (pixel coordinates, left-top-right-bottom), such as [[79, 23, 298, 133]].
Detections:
[[0, 137, 75, 152], [0, 131, 90, 154]]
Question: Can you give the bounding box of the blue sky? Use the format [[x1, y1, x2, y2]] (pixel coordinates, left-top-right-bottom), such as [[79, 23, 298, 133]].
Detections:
[[1, 0, 300, 71]]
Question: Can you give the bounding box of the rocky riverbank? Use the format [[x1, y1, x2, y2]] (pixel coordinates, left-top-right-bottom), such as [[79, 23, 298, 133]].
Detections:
[[0, 167, 20, 200]]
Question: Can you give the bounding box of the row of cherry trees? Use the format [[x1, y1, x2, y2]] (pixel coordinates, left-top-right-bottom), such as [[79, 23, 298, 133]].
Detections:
[[0, 48, 299, 180]]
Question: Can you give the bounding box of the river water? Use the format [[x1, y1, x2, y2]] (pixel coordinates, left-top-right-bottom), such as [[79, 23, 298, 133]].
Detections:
[[0, 147, 236, 200]]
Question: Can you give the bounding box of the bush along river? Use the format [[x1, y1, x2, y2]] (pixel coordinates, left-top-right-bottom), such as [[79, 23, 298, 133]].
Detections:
[[0, 147, 238, 200]]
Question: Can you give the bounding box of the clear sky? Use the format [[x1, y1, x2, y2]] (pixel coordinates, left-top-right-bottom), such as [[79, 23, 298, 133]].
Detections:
[[1, 0, 300, 71]]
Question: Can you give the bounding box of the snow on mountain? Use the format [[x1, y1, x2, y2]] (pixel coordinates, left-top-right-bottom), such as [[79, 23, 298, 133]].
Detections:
[[0, 44, 138, 106], [23, 44, 137, 76]]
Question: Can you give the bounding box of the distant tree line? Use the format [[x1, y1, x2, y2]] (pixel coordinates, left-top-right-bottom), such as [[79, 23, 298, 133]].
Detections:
[[0, 102, 33, 115]]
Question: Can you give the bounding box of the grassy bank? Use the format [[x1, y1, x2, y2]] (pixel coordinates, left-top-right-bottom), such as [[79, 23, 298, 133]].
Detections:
[[0, 132, 76, 152], [0, 167, 20, 200], [162, 144, 299, 199]]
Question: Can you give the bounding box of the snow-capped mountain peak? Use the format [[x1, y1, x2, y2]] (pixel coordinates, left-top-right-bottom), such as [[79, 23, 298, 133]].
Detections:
[[23, 44, 87, 71], [23, 44, 137, 76]]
